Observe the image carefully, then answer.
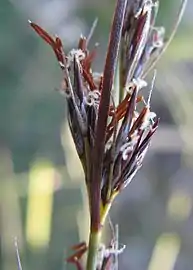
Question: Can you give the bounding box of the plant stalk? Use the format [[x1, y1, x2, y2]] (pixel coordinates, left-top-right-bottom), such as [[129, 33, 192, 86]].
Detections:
[[86, 229, 102, 270]]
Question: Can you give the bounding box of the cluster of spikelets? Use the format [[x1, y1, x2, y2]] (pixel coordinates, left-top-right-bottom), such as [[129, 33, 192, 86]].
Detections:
[[29, 0, 186, 269]]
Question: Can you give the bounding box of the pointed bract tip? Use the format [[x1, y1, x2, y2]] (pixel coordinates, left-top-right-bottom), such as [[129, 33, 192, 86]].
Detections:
[[147, 69, 157, 107]]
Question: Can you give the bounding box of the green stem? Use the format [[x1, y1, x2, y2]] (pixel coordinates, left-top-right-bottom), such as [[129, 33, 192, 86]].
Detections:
[[86, 229, 102, 270]]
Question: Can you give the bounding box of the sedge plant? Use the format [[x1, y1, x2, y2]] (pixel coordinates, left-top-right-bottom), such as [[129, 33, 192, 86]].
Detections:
[[29, 0, 187, 269]]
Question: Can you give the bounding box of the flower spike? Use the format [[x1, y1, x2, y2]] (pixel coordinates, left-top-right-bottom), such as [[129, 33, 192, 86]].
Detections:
[[29, 0, 186, 268]]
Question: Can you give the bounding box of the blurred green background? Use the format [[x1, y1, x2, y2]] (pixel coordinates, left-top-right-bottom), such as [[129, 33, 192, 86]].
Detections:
[[1, 0, 193, 269]]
